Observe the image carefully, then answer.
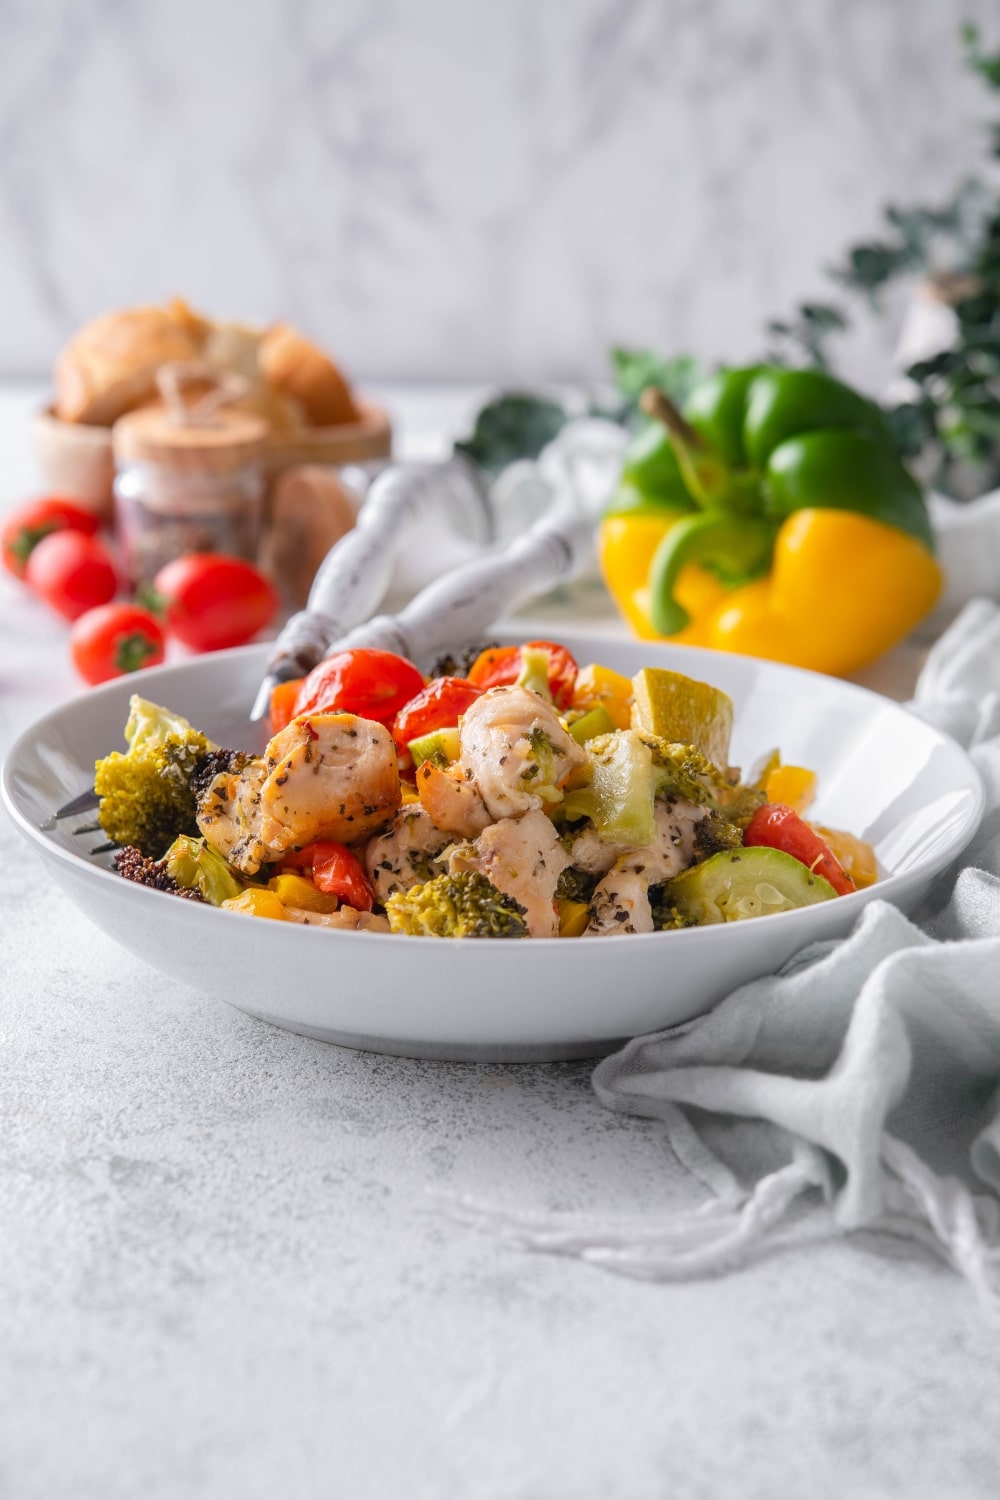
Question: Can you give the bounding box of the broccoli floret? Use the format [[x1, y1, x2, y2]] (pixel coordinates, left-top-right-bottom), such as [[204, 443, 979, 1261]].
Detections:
[[648, 884, 696, 932], [555, 866, 598, 905], [636, 735, 735, 809], [385, 871, 528, 938], [114, 845, 204, 901], [518, 725, 564, 804], [95, 695, 216, 858], [162, 835, 245, 906], [692, 811, 745, 861], [123, 696, 214, 755], [721, 782, 767, 830]]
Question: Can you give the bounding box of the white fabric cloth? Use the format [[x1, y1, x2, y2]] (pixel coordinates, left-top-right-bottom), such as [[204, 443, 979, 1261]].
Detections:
[[455, 599, 1000, 1301]]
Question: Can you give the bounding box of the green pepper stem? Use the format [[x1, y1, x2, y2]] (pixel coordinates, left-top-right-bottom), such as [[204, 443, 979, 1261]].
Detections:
[[639, 388, 706, 453], [648, 513, 778, 636], [640, 387, 754, 512]]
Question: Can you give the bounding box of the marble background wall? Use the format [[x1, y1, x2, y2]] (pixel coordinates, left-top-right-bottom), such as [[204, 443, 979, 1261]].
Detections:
[[0, 0, 997, 389]]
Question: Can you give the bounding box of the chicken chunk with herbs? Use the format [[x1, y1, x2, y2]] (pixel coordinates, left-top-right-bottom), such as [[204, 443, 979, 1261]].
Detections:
[[364, 805, 451, 904], [198, 713, 400, 874], [195, 760, 271, 873], [415, 760, 492, 839], [449, 807, 570, 938], [458, 686, 586, 820], [587, 798, 706, 936]]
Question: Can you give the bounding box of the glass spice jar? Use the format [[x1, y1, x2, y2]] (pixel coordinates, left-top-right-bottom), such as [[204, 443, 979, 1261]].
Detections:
[[112, 405, 269, 589]]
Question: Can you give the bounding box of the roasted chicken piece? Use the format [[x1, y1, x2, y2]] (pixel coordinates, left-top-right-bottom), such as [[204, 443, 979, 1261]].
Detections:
[[282, 907, 391, 933], [364, 805, 451, 904], [457, 686, 586, 821], [415, 760, 491, 839], [198, 713, 400, 874], [448, 807, 570, 938], [587, 799, 706, 936], [566, 823, 631, 878], [195, 759, 270, 873]]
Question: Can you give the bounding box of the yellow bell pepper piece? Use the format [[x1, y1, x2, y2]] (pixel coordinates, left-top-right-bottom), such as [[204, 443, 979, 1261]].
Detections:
[[222, 888, 289, 921], [267, 873, 340, 914], [557, 899, 592, 937], [764, 764, 817, 815], [600, 508, 942, 678], [571, 661, 634, 730]]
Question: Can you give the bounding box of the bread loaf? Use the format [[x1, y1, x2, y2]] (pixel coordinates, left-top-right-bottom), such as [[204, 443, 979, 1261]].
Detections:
[[54, 305, 204, 425], [259, 324, 360, 427], [53, 301, 362, 434]]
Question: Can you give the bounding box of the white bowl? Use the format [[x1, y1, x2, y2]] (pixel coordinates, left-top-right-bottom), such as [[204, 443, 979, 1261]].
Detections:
[[2, 634, 984, 1062]]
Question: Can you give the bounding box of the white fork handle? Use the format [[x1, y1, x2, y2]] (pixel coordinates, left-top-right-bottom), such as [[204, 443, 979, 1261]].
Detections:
[[326, 501, 593, 665]]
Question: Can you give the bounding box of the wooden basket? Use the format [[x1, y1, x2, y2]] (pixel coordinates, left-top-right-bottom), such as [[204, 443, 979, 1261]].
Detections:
[[34, 399, 393, 524]]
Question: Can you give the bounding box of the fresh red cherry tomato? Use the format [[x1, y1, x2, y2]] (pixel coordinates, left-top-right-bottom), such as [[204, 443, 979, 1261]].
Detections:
[[2, 496, 99, 579], [293, 649, 425, 725], [744, 803, 856, 896], [25, 530, 117, 620], [467, 640, 578, 709], [150, 554, 279, 652], [392, 676, 484, 748], [280, 841, 374, 911], [70, 603, 166, 685]]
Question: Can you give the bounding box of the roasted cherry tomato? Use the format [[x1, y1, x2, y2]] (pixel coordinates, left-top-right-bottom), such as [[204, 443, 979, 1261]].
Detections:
[[467, 640, 578, 709], [69, 603, 166, 685], [25, 530, 117, 620], [280, 841, 374, 911], [392, 676, 484, 748], [149, 554, 279, 652], [744, 802, 856, 896], [269, 676, 306, 736], [293, 649, 425, 725], [2, 496, 99, 579]]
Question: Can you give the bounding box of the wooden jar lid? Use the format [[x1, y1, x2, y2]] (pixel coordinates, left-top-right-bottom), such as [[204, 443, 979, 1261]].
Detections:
[[112, 408, 269, 474]]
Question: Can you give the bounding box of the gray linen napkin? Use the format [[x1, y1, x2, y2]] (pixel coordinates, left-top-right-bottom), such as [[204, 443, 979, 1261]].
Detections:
[[457, 599, 1000, 1300]]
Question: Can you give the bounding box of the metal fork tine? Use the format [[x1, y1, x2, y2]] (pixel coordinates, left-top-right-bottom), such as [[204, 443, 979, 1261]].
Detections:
[[54, 786, 101, 818], [89, 842, 118, 857], [71, 822, 102, 836]]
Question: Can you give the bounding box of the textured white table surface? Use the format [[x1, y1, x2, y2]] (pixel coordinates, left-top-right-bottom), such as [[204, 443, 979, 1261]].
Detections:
[[2, 386, 997, 1500]]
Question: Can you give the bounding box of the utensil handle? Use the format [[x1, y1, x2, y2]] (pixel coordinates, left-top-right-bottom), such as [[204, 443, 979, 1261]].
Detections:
[[327, 501, 593, 664], [251, 459, 490, 717]]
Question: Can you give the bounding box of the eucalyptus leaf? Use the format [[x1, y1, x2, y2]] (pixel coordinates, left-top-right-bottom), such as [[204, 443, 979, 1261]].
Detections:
[[609, 348, 703, 417], [453, 393, 569, 476]]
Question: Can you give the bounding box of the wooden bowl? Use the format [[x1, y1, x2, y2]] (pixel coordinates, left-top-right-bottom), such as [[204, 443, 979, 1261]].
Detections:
[[34, 399, 393, 524], [261, 400, 392, 476], [34, 407, 117, 521]]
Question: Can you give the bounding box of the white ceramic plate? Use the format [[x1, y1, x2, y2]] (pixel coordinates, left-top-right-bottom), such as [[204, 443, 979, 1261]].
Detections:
[[2, 634, 984, 1061]]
